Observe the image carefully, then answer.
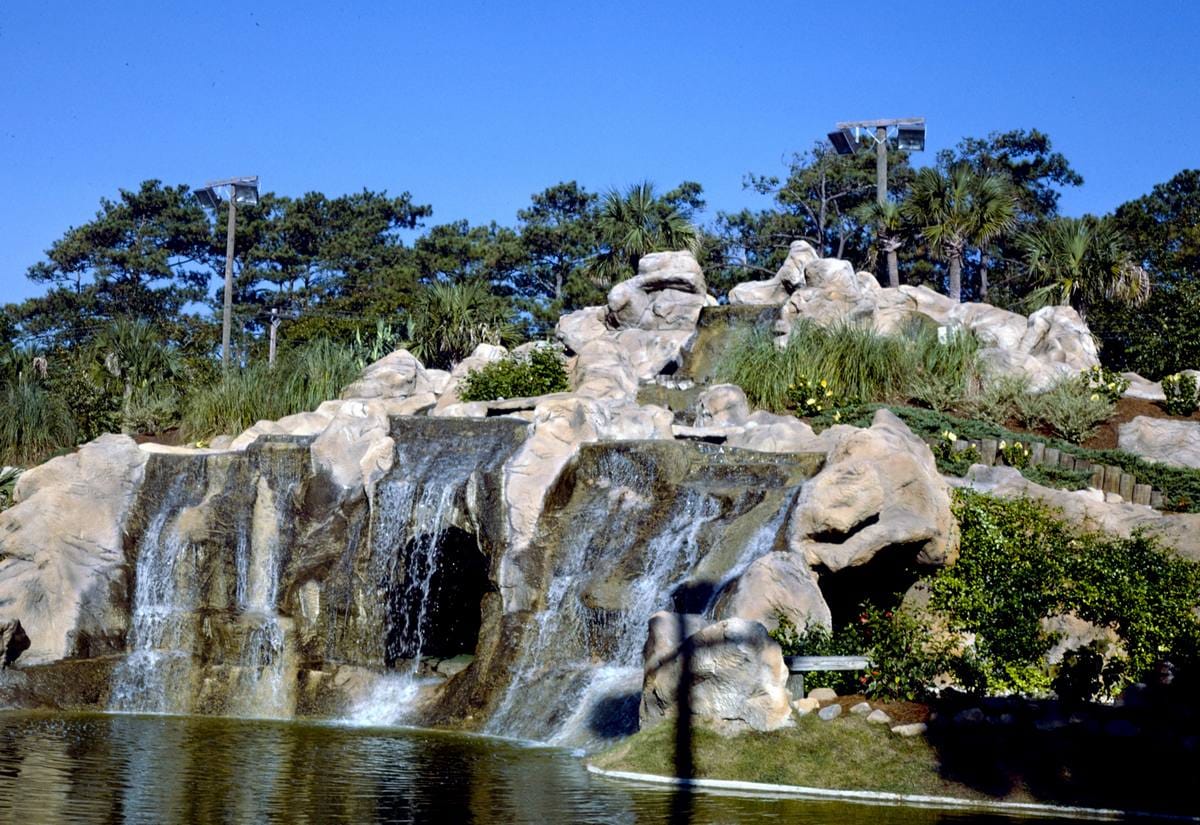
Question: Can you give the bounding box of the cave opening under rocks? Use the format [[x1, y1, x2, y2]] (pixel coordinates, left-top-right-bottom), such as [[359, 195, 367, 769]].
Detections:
[[384, 525, 493, 667], [815, 540, 930, 629]]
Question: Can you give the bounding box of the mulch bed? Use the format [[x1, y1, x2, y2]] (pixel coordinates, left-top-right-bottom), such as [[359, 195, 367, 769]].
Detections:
[[831, 694, 930, 725], [1081, 396, 1200, 451]]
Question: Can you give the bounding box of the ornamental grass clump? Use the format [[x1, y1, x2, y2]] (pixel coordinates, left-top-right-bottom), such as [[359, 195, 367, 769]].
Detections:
[[1162, 372, 1199, 416]]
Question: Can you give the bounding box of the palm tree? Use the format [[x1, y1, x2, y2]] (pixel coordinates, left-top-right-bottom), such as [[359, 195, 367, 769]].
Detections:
[[857, 200, 906, 288], [1020, 216, 1150, 318], [402, 280, 520, 369], [902, 165, 1017, 302], [89, 319, 184, 428], [588, 182, 699, 287]]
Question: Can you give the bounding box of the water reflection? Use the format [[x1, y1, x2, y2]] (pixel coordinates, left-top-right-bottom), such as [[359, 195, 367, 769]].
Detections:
[[0, 712, 1077, 824]]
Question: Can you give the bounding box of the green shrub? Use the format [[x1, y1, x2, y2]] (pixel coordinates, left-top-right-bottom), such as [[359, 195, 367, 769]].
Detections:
[[458, 345, 568, 402], [963, 375, 1040, 429], [1031, 378, 1115, 443], [768, 607, 951, 701], [930, 429, 981, 476], [932, 490, 1200, 697], [1079, 365, 1130, 403], [855, 604, 954, 701], [44, 355, 120, 442], [998, 438, 1032, 469], [1162, 372, 1198, 417]]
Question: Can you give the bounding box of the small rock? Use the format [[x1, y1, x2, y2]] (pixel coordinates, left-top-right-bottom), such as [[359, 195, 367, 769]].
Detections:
[[891, 722, 927, 737], [866, 709, 891, 724], [817, 703, 842, 721], [434, 654, 474, 678], [849, 701, 872, 716], [954, 707, 986, 725], [808, 687, 838, 703], [791, 697, 820, 716]]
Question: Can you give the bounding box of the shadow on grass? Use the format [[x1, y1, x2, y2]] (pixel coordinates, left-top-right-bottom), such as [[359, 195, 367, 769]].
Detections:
[[925, 669, 1199, 816]]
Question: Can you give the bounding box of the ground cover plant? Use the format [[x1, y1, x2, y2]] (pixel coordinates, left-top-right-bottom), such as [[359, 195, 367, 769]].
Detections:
[[458, 344, 568, 402]]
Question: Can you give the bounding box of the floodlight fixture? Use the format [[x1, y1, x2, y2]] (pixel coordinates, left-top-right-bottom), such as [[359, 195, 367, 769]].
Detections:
[[827, 128, 859, 156], [896, 123, 927, 152], [233, 183, 259, 205], [194, 187, 221, 210]]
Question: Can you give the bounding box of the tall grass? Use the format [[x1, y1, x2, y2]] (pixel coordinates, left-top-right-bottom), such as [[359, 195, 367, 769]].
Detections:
[[0, 378, 77, 466], [182, 339, 360, 439], [716, 320, 982, 412]]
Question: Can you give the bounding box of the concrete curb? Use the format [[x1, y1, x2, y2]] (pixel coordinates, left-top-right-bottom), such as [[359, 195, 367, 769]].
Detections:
[[585, 764, 1200, 821]]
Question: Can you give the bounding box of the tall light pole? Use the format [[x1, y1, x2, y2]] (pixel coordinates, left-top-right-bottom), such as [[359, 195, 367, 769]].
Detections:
[[827, 117, 926, 202], [195, 176, 260, 370], [828, 119, 925, 287]]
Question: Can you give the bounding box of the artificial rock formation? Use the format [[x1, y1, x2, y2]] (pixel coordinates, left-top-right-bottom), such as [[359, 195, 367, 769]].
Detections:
[[1118, 416, 1200, 470], [640, 611, 793, 734], [727, 250, 1101, 391], [0, 245, 967, 747]]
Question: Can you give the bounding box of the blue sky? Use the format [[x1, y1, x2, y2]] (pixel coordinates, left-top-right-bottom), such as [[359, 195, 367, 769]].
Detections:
[[2, 1, 1198, 303]]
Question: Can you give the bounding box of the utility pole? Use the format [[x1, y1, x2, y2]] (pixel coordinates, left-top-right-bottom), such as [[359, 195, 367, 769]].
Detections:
[[221, 196, 237, 371], [268, 307, 280, 368]]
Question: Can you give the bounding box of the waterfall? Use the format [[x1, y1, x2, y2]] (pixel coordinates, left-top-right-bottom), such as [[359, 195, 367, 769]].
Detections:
[[486, 452, 721, 745], [110, 474, 201, 714], [111, 441, 307, 718]]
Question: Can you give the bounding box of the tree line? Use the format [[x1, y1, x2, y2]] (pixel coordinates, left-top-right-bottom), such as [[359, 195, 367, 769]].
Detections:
[[2, 127, 1198, 462]]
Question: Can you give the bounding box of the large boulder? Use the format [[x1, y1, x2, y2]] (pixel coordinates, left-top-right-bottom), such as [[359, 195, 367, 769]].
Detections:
[[606, 251, 709, 332], [712, 551, 832, 633], [341, 348, 433, 401], [0, 435, 149, 664], [694, 384, 751, 428], [789, 409, 957, 572], [727, 240, 816, 306], [640, 612, 793, 733], [1118, 416, 1200, 469]]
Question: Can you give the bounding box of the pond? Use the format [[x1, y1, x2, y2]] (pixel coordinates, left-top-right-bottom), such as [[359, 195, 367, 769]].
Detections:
[[0, 712, 1083, 824]]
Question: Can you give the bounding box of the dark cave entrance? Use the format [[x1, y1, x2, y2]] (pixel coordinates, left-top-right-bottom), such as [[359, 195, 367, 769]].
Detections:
[[815, 541, 929, 628], [384, 525, 493, 667]]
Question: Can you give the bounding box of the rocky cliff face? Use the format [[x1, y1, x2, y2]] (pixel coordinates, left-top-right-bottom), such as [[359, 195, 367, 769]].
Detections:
[[0, 247, 1043, 742]]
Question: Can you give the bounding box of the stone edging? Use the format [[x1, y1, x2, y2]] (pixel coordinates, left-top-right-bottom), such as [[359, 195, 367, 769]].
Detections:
[[584, 764, 1200, 822]]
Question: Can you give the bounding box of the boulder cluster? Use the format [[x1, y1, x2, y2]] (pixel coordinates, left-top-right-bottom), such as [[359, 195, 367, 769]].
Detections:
[[2, 244, 1196, 735]]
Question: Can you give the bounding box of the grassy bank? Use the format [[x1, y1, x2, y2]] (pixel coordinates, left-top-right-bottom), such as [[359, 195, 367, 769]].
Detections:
[[592, 716, 990, 800]]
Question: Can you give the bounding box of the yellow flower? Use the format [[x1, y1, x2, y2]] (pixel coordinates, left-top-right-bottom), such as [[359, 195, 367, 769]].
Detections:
[[833, 411, 842, 422], [806, 397, 816, 406], [820, 379, 828, 388], [999, 440, 1007, 450], [1090, 393, 1100, 401], [825, 389, 833, 398]]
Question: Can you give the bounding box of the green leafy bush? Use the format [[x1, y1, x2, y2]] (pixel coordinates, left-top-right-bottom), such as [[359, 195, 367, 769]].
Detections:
[[1162, 372, 1199, 417], [998, 438, 1031, 469], [1079, 365, 1130, 403], [1031, 378, 1115, 443], [930, 429, 981, 476], [458, 345, 568, 402], [1022, 464, 1091, 491], [932, 490, 1200, 697], [768, 607, 952, 701]]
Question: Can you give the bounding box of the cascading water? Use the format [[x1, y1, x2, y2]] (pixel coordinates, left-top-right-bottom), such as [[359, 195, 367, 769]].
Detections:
[[485, 441, 817, 747], [110, 473, 202, 714], [111, 439, 308, 718], [345, 418, 528, 727]]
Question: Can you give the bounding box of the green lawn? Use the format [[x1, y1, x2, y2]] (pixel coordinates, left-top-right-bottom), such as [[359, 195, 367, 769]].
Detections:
[[592, 715, 994, 800]]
